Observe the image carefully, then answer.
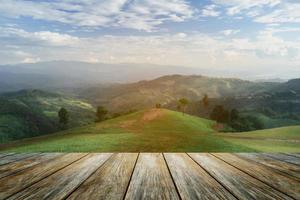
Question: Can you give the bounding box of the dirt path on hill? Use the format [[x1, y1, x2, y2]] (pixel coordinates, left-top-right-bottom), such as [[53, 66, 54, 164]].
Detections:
[[141, 108, 165, 122]]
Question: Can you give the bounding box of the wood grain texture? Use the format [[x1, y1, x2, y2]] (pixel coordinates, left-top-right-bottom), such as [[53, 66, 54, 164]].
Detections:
[[0, 153, 39, 166], [8, 153, 112, 200], [236, 153, 300, 180], [125, 153, 180, 200], [0, 153, 87, 200], [0, 153, 16, 159], [164, 153, 235, 200], [0, 153, 62, 179], [263, 153, 300, 166], [68, 153, 138, 200], [213, 153, 300, 200], [189, 153, 292, 200], [284, 153, 300, 158]]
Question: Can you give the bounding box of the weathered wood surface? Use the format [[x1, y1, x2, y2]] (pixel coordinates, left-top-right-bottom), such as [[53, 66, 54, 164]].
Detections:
[[0, 153, 87, 199], [8, 153, 112, 200], [0, 153, 299, 200], [0, 153, 62, 179], [213, 153, 300, 199], [68, 153, 137, 200], [236, 153, 300, 180], [263, 153, 300, 166], [164, 153, 235, 199], [189, 153, 292, 199], [0, 153, 39, 166], [0, 153, 16, 159], [125, 153, 180, 200]]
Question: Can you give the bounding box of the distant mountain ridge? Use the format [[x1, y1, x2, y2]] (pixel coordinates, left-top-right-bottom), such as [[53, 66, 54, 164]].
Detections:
[[79, 74, 281, 112], [2, 61, 297, 93], [0, 61, 207, 92]]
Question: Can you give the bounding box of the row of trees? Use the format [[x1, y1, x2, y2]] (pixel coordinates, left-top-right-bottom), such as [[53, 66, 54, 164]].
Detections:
[[173, 94, 263, 131], [175, 94, 209, 115], [57, 106, 109, 129], [58, 93, 263, 132]]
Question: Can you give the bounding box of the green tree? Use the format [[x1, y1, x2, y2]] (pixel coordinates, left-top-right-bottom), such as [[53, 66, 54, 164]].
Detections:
[[178, 98, 189, 115], [210, 105, 229, 123], [58, 107, 69, 127], [96, 106, 108, 122], [202, 94, 209, 107], [230, 109, 239, 122]]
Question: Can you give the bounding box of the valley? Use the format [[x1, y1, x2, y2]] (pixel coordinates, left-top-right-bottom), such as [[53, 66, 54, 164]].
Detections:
[[1, 109, 299, 152], [0, 74, 299, 152]]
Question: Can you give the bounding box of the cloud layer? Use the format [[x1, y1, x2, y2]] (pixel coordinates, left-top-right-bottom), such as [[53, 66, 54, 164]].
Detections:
[[0, 0, 194, 31], [0, 0, 299, 79]]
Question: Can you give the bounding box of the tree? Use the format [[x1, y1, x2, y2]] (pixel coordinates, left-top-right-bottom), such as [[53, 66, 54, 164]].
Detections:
[[58, 107, 69, 127], [178, 98, 189, 115], [210, 105, 229, 123], [230, 109, 239, 122], [96, 106, 108, 122], [202, 94, 209, 107]]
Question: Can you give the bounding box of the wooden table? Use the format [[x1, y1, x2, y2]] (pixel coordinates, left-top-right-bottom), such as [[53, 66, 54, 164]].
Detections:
[[0, 153, 299, 199]]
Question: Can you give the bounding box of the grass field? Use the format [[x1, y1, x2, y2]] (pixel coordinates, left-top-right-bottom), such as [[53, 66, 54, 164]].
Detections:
[[1, 109, 299, 152]]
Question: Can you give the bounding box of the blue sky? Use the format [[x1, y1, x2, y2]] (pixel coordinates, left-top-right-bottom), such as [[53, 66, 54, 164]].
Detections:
[[0, 0, 299, 79]]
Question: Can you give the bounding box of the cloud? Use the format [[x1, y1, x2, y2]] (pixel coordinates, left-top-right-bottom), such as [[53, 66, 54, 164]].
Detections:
[[201, 4, 220, 17], [213, 0, 280, 15], [0, 27, 79, 46], [1, 27, 299, 71], [254, 3, 300, 24], [0, 0, 195, 31], [22, 57, 41, 63], [220, 29, 240, 36]]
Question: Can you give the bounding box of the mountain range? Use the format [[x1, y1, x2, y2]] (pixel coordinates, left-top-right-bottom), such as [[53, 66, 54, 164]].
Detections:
[[1, 61, 292, 93], [0, 70, 299, 143]]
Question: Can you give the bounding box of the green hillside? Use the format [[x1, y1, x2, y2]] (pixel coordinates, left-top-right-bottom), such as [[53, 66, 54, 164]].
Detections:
[[1, 108, 299, 152], [217, 126, 300, 152], [0, 89, 96, 143]]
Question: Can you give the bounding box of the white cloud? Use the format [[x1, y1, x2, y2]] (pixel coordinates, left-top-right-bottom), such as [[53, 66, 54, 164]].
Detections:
[[213, 0, 280, 15], [22, 57, 41, 63], [0, 0, 195, 31], [0, 27, 79, 46], [1, 27, 299, 72], [254, 3, 300, 24], [201, 4, 220, 17], [221, 29, 240, 36]]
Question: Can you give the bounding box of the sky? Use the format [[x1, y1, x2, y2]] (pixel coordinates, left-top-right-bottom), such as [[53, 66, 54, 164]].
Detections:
[[0, 0, 299, 79]]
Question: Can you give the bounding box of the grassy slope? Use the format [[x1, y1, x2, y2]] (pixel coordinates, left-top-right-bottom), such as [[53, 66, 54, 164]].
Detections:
[[1, 109, 299, 152], [217, 126, 300, 152], [0, 90, 96, 143]]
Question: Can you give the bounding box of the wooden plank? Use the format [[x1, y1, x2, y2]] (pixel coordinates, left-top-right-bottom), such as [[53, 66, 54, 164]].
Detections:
[[8, 153, 112, 200], [236, 153, 300, 180], [0, 153, 87, 200], [0, 153, 16, 159], [284, 153, 300, 158], [68, 153, 138, 200], [213, 153, 300, 200], [264, 153, 300, 166], [0, 153, 39, 166], [0, 153, 63, 179], [125, 153, 179, 200], [189, 153, 292, 200], [164, 153, 235, 200]]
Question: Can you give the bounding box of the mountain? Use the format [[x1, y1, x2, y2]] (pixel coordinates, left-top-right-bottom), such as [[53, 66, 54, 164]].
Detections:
[[0, 89, 95, 143], [2, 61, 290, 93], [76, 75, 300, 130], [78, 74, 278, 112], [1, 108, 299, 152], [0, 61, 209, 92]]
